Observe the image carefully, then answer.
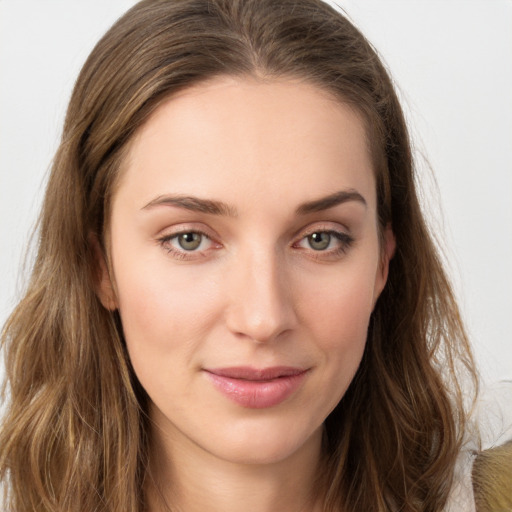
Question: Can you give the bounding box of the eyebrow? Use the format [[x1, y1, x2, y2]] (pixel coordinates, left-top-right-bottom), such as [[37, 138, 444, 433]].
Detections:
[[141, 189, 366, 216], [295, 189, 367, 215], [142, 195, 238, 216]]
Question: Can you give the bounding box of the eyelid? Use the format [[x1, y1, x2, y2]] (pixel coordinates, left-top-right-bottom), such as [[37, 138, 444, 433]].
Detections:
[[294, 221, 352, 241], [157, 222, 219, 241]]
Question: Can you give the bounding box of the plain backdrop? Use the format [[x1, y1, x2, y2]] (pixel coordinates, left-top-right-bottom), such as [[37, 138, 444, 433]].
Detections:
[[1, 1, 511, 388]]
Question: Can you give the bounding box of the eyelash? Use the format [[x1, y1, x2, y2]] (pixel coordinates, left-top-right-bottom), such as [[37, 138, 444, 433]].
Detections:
[[294, 229, 354, 260], [157, 228, 354, 261]]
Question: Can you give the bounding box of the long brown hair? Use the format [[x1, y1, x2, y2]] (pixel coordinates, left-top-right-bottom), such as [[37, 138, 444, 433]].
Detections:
[[0, 0, 477, 510]]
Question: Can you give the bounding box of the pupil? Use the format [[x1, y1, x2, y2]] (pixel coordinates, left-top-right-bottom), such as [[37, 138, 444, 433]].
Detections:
[[309, 232, 330, 250], [179, 233, 201, 250]]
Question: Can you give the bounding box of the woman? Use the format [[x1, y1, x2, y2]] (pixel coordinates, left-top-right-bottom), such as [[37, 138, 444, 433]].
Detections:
[[0, 0, 484, 510]]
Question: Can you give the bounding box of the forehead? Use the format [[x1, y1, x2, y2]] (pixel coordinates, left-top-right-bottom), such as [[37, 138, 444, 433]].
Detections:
[[116, 76, 376, 213]]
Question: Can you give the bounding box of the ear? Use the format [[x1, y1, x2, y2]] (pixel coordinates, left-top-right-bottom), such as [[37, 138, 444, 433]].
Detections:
[[373, 223, 396, 305], [89, 234, 118, 311]]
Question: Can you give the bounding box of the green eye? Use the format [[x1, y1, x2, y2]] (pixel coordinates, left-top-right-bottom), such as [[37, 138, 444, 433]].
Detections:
[[177, 232, 203, 251], [307, 232, 331, 250]]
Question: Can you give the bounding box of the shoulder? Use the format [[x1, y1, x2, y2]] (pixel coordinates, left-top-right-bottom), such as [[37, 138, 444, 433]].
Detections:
[[472, 441, 512, 512], [446, 380, 512, 512], [471, 380, 512, 512]]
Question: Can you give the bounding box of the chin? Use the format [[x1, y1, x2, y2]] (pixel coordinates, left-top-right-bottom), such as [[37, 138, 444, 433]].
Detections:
[[200, 418, 324, 466]]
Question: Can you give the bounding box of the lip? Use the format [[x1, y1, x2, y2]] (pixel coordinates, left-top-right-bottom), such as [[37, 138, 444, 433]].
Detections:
[[203, 366, 309, 409]]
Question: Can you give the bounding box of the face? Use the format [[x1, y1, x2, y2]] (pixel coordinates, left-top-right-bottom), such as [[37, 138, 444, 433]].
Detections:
[[98, 76, 393, 467]]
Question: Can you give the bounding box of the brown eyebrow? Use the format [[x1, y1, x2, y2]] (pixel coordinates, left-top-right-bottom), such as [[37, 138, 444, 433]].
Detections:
[[142, 195, 238, 216], [142, 189, 366, 217], [295, 189, 367, 215]]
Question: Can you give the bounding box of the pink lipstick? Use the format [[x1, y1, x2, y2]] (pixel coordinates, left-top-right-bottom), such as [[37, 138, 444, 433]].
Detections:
[[204, 366, 308, 408]]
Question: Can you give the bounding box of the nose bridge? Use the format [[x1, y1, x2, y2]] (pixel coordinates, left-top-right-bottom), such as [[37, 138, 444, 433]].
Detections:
[[226, 243, 296, 343]]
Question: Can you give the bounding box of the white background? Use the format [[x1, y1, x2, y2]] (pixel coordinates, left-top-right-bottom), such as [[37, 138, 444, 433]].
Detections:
[[1, 1, 511, 386]]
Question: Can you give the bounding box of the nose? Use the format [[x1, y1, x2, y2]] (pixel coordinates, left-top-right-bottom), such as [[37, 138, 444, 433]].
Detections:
[[224, 247, 297, 344]]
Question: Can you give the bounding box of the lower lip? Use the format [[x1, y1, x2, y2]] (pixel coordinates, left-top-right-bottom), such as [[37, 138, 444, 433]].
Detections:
[[204, 370, 308, 409]]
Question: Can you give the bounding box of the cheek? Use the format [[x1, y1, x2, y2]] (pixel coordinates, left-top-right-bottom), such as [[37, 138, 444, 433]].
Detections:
[[112, 254, 223, 378], [296, 258, 378, 398], [299, 261, 377, 346]]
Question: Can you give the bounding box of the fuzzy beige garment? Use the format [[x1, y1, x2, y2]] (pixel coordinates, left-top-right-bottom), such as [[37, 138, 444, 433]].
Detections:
[[446, 381, 512, 511], [472, 380, 512, 512], [472, 441, 512, 512]]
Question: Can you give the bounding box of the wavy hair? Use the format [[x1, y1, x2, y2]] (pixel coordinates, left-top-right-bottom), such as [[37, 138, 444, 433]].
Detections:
[[0, 0, 477, 510]]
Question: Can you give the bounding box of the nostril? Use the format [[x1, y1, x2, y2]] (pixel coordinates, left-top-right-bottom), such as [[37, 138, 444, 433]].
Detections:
[[225, 288, 297, 343]]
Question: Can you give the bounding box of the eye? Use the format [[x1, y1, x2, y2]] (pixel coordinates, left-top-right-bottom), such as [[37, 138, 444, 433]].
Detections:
[[294, 229, 354, 258], [159, 230, 216, 259], [175, 232, 204, 251], [306, 232, 332, 251]]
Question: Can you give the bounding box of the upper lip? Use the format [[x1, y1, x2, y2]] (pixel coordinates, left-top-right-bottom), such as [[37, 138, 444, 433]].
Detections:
[[204, 366, 308, 381]]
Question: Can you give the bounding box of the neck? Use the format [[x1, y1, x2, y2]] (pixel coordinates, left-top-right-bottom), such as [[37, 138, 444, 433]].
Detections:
[[146, 424, 325, 512]]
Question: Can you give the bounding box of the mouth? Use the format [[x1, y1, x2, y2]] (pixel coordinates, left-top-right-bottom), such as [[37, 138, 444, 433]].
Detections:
[[203, 366, 309, 409]]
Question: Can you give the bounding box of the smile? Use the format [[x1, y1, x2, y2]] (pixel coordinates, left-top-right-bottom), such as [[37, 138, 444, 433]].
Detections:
[[203, 366, 309, 409]]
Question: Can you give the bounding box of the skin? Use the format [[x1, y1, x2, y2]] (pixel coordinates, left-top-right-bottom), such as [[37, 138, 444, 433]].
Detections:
[[97, 76, 395, 512]]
